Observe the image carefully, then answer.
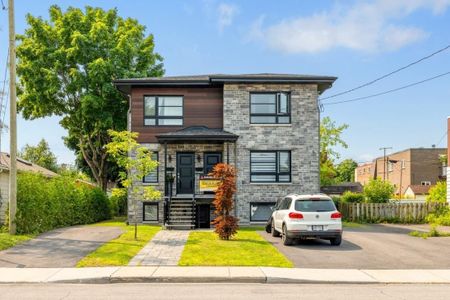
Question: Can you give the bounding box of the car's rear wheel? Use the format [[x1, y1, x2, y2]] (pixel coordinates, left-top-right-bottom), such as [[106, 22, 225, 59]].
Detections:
[[271, 221, 280, 237], [330, 235, 342, 246], [282, 224, 294, 246]]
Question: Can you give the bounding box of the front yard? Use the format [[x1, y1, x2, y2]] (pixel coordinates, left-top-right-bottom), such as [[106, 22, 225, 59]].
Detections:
[[178, 227, 293, 267], [76, 218, 160, 267], [0, 231, 35, 251]]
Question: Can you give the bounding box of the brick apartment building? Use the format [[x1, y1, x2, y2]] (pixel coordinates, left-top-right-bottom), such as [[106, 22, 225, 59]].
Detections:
[[355, 148, 447, 196]]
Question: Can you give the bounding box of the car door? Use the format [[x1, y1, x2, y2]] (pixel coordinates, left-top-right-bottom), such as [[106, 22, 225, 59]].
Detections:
[[274, 197, 290, 231]]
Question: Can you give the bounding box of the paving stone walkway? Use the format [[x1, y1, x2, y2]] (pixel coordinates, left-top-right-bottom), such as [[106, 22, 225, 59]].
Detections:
[[129, 230, 190, 266]]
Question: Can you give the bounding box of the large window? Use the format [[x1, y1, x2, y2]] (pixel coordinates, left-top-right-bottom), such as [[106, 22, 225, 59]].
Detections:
[[250, 151, 291, 183], [144, 96, 183, 126], [143, 152, 158, 183], [250, 92, 290, 124], [143, 202, 159, 222], [250, 202, 276, 222]]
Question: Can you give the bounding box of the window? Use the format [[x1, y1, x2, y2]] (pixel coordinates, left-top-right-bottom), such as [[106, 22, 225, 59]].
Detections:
[[250, 92, 290, 124], [388, 161, 394, 172], [250, 202, 276, 222], [401, 160, 406, 169], [295, 198, 336, 212], [143, 152, 158, 183], [421, 181, 431, 186], [143, 202, 159, 221], [250, 151, 291, 183], [280, 197, 292, 210], [144, 96, 183, 126]]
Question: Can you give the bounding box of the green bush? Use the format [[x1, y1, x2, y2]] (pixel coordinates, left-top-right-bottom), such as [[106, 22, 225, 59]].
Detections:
[[109, 188, 128, 217], [426, 181, 447, 203], [364, 178, 394, 203], [341, 191, 365, 203], [427, 206, 450, 226], [331, 196, 341, 209], [13, 172, 110, 234]]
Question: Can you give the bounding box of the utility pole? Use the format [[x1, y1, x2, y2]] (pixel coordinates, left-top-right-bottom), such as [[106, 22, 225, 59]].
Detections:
[[8, 0, 17, 235], [379, 147, 392, 181]]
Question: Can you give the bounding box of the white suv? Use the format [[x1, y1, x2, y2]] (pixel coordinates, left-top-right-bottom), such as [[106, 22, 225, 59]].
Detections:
[[271, 194, 342, 246]]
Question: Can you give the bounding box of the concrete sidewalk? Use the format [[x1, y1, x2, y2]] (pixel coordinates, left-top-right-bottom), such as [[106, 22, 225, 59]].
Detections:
[[0, 267, 450, 284]]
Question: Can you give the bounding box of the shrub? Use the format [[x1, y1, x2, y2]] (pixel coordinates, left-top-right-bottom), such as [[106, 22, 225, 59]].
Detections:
[[331, 196, 341, 209], [427, 206, 450, 226], [109, 188, 128, 217], [364, 178, 394, 203], [12, 172, 110, 234], [426, 181, 447, 203], [341, 191, 365, 203]]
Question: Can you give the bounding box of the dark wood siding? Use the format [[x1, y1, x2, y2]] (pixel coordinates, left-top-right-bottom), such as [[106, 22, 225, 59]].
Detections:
[[131, 86, 223, 142]]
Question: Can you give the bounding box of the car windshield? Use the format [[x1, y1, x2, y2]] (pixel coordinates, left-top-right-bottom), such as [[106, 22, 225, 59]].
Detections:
[[295, 199, 336, 212]]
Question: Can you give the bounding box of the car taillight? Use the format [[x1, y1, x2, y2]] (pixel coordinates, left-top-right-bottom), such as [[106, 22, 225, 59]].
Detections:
[[288, 212, 304, 219], [331, 212, 342, 219]]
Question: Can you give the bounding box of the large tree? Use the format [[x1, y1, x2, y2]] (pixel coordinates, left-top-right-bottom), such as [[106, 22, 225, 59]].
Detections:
[[19, 139, 58, 172], [335, 159, 358, 183], [16, 5, 164, 190]]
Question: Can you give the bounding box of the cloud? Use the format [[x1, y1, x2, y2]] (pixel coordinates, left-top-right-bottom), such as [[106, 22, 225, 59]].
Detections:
[[217, 3, 239, 32], [249, 0, 450, 53]]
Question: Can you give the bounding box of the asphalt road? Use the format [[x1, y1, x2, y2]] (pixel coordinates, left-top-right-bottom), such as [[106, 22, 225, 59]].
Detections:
[[0, 283, 449, 300], [260, 224, 450, 269], [0, 225, 123, 267]]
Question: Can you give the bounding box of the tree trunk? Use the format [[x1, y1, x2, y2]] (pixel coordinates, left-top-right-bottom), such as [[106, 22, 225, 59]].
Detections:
[[79, 136, 110, 192]]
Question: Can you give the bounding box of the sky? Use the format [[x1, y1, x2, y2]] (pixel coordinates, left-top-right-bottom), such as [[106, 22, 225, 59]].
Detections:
[[0, 0, 449, 165]]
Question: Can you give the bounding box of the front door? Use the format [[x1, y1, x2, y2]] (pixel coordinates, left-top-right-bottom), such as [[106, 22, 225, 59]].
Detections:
[[177, 153, 195, 194]]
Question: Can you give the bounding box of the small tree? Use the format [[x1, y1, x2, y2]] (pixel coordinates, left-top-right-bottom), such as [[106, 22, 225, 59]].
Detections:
[[20, 139, 58, 172], [426, 181, 447, 203], [364, 178, 394, 203], [209, 163, 239, 240], [106, 130, 161, 239]]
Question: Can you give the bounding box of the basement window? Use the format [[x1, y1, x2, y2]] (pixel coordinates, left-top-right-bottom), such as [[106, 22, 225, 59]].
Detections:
[[143, 202, 159, 222]]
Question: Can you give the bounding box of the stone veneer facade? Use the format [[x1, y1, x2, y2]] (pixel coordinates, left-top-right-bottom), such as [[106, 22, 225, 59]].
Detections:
[[128, 83, 320, 225]]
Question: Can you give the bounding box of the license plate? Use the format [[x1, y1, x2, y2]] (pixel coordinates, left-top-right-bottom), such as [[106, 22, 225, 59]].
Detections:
[[311, 225, 324, 231]]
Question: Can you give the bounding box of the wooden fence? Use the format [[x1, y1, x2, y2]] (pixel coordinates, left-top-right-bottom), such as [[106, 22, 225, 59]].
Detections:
[[340, 202, 448, 223]]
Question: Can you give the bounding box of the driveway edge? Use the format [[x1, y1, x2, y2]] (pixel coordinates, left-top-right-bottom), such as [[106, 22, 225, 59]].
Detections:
[[0, 267, 450, 284]]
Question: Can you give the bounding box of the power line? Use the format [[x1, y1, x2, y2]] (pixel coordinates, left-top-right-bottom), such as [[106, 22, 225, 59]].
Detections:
[[320, 43, 450, 101], [323, 71, 450, 106], [436, 130, 448, 147]]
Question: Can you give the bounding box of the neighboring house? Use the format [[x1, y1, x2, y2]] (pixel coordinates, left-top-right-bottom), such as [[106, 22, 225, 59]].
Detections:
[[354, 162, 374, 185], [447, 116, 450, 203], [114, 73, 337, 228], [0, 152, 58, 224], [320, 182, 363, 196], [404, 185, 433, 201], [355, 148, 446, 196]]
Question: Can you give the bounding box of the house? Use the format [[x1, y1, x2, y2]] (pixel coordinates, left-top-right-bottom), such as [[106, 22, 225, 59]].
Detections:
[[447, 116, 450, 203], [404, 185, 433, 200], [0, 152, 58, 224], [355, 148, 446, 196], [114, 73, 336, 228]]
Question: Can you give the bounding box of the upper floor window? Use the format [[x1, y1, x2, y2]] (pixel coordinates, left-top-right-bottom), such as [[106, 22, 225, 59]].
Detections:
[[250, 150, 291, 183], [143, 152, 158, 183], [250, 92, 290, 124], [144, 96, 183, 126]]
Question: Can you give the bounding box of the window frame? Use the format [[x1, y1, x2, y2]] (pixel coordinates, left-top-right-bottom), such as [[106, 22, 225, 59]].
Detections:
[[249, 202, 277, 222], [249, 92, 291, 124], [142, 202, 159, 222], [143, 151, 159, 183], [250, 150, 292, 183], [143, 95, 184, 126]]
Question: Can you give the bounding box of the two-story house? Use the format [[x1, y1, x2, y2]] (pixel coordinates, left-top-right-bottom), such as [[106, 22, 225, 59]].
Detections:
[[114, 74, 337, 229]]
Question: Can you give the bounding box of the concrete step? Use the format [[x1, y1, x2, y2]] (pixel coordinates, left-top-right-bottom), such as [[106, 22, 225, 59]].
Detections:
[[166, 224, 194, 230]]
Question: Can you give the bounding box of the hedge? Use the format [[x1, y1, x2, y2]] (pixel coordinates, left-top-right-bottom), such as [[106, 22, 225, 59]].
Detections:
[[13, 172, 111, 234]]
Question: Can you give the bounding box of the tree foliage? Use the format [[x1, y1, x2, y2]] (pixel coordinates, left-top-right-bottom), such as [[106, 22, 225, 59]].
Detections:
[[426, 181, 447, 203], [19, 139, 58, 172], [320, 117, 349, 186], [16, 5, 164, 190], [105, 130, 160, 239], [209, 163, 239, 240], [364, 178, 394, 203], [335, 159, 358, 183]]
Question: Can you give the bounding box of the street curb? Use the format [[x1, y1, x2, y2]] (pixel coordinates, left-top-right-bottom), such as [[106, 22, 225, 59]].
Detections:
[[0, 267, 449, 284]]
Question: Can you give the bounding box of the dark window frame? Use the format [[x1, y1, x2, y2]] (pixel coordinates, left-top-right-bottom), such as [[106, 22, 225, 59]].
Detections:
[[143, 151, 159, 183], [249, 92, 291, 124], [203, 152, 222, 175], [250, 202, 276, 222], [142, 202, 159, 222], [250, 150, 292, 183], [143, 95, 184, 126]]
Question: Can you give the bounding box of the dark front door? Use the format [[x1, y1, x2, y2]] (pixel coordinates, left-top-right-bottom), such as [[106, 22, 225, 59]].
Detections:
[[204, 152, 222, 174], [177, 153, 195, 194], [197, 204, 211, 228]]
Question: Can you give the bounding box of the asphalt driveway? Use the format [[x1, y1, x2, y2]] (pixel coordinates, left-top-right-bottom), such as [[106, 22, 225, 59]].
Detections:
[[0, 225, 124, 268], [260, 224, 450, 269]]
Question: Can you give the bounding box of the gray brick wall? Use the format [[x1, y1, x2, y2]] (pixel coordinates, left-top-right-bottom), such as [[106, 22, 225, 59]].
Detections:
[[223, 83, 320, 224]]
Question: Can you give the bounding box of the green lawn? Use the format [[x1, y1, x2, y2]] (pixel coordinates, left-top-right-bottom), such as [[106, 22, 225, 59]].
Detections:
[[178, 227, 293, 267], [0, 231, 35, 251], [76, 218, 161, 267], [343, 221, 365, 228]]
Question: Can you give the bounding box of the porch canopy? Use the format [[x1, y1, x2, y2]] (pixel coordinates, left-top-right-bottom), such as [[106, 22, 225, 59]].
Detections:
[[156, 126, 238, 143]]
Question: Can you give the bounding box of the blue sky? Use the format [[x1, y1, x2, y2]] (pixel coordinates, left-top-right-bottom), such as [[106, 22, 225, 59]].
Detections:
[[0, 0, 449, 164]]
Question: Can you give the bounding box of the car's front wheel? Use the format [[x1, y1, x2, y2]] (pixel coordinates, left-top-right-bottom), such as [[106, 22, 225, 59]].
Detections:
[[330, 235, 342, 246], [271, 221, 280, 237], [282, 224, 294, 246]]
